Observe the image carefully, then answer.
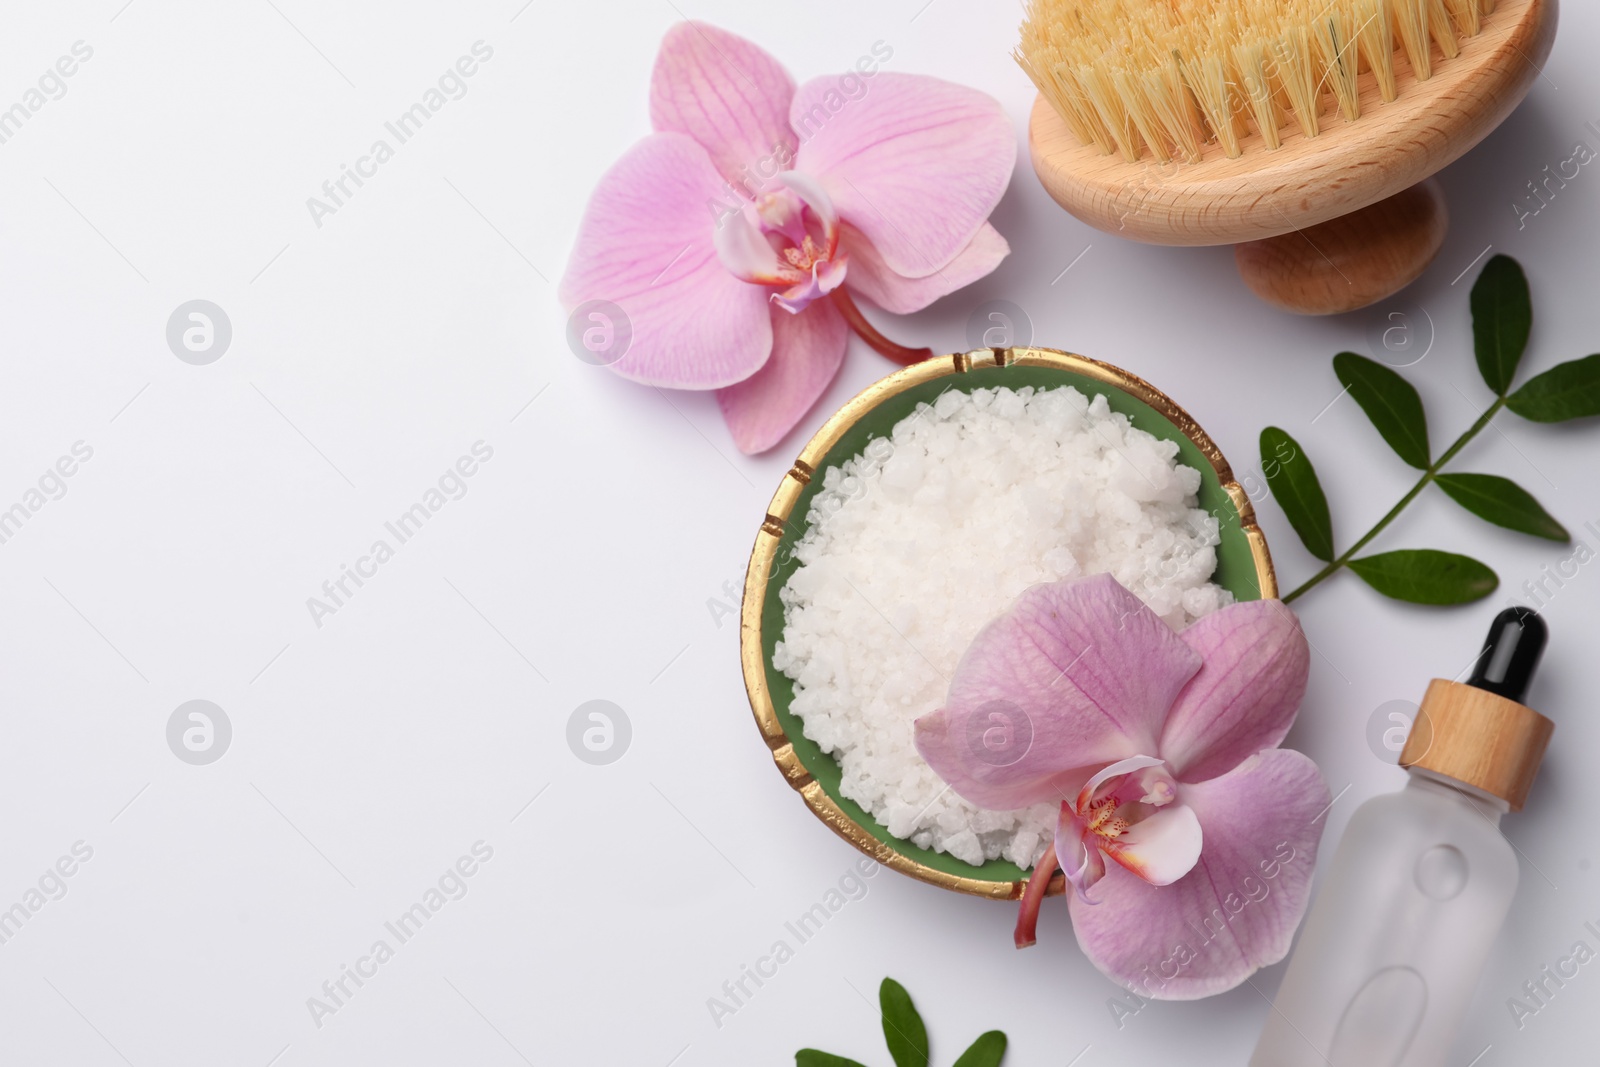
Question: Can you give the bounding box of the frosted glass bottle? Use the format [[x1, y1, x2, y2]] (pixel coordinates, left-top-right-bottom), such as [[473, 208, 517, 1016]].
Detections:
[[1252, 609, 1553, 1067], [1251, 771, 1517, 1065]]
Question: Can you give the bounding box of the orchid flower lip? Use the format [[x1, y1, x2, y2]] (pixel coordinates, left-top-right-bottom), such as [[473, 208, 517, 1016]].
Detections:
[[1059, 834, 1102, 905], [1056, 753, 1201, 898], [711, 170, 846, 315]]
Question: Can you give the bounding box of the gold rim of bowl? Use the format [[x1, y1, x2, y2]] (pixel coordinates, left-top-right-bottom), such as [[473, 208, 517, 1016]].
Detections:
[[738, 346, 1277, 901]]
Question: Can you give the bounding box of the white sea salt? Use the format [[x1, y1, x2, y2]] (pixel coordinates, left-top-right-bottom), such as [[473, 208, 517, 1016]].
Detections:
[[772, 385, 1232, 868]]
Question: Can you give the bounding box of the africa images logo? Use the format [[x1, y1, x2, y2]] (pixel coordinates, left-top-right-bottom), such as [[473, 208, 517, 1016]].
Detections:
[[305, 42, 494, 228], [306, 841, 494, 1029], [306, 442, 494, 628]]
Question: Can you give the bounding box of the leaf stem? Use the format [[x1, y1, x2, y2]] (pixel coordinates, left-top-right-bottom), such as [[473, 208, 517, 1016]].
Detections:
[[829, 288, 933, 366], [1283, 395, 1508, 603]]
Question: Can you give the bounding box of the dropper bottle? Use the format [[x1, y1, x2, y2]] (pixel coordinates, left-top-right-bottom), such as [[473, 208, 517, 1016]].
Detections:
[[1251, 608, 1554, 1067]]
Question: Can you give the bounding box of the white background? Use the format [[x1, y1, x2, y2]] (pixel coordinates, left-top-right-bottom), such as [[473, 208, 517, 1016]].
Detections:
[[0, 1, 1596, 1064]]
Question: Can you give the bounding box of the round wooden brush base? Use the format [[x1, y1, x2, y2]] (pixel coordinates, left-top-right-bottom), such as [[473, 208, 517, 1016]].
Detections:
[[1234, 178, 1448, 314], [1026, 0, 1556, 315]]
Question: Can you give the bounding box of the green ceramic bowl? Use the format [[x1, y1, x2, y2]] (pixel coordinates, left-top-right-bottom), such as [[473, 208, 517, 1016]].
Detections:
[[739, 347, 1276, 900]]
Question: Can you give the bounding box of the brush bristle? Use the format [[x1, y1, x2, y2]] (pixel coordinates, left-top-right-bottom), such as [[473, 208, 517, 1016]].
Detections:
[[1018, 0, 1499, 162]]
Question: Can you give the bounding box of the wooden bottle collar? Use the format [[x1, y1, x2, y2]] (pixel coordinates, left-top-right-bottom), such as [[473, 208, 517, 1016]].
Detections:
[[1400, 679, 1554, 812]]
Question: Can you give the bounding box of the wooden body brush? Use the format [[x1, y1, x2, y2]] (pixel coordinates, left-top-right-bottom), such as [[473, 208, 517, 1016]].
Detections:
[[1021, 0, 1558, 313]]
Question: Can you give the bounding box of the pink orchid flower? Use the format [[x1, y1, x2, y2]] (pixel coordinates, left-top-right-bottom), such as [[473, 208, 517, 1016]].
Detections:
[[914, 574, 1328, 1000], [559, 22, 1014, 454]]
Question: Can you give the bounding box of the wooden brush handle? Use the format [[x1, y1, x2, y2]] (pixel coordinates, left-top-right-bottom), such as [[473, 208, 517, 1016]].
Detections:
[[1234, 179, 1448, 315]]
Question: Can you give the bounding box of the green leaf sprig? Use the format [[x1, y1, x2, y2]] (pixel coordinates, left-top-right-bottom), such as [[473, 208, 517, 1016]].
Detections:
[[796, 978, 1007, 1067], [1263, 255, 1599, 606]]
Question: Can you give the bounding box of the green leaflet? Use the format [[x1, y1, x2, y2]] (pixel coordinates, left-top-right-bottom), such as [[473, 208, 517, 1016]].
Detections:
[[796, 1053, 869, 1067], [1348, 549, 1498, 605], [951, 1032, 1008, 1067], [1260, 426, 1334, 562], [1471, 254, 1532, 396], [798, 979, 1007, 1067], [880, 979, 930, 1067], [1333, 351, 1430, 469], [1507, 353, 1600, 422], [1435, 473, 1569, 542]]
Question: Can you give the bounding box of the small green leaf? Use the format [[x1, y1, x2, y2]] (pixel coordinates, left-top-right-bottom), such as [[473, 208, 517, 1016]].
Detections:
[[1260, 427, 1335, 562], [1506, 353, 1600, 422], [880, 979, 929, 1067], [796, 1052, 869, 1067], [1470, 254, 1532, 396], [952, 1031, 1008, 1067], [1434, 473, 1569, 541], [1333, 351, 1430, 469], [1348, 549, 1498, 605]]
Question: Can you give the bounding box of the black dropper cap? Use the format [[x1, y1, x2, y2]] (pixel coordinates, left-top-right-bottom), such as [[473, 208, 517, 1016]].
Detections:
[[1466, 607, 1548, 705]]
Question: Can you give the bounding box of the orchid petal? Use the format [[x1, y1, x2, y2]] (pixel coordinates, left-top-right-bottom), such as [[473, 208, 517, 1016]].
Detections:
[[715, 299, 848, 454], [772, 254, 848, 315], [772, 273, 835, 315], [713, 203, 794, 285], [776, 171, 840, 238], [1075, 754, 1164, 811], [1160, 600, 1311, 783], [815, 256, 848, 292], [1057, 818, 1107, 903], [1104, 802, 1202, 886], [1067, 749, 1329, 1000], [841, 222, 1009, 315], [754, 191, 806, 244], [650, 22, 797, 190], [794, 73, 1014, 279], [913, 575, 1203, 810], [559, 132, 773, 389], [914, 708, 1098, 813]]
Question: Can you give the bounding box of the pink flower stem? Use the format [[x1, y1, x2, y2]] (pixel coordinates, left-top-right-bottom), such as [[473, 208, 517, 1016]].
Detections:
[[1014, 840, 1059, 950], [829, 289, 934, 367]]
